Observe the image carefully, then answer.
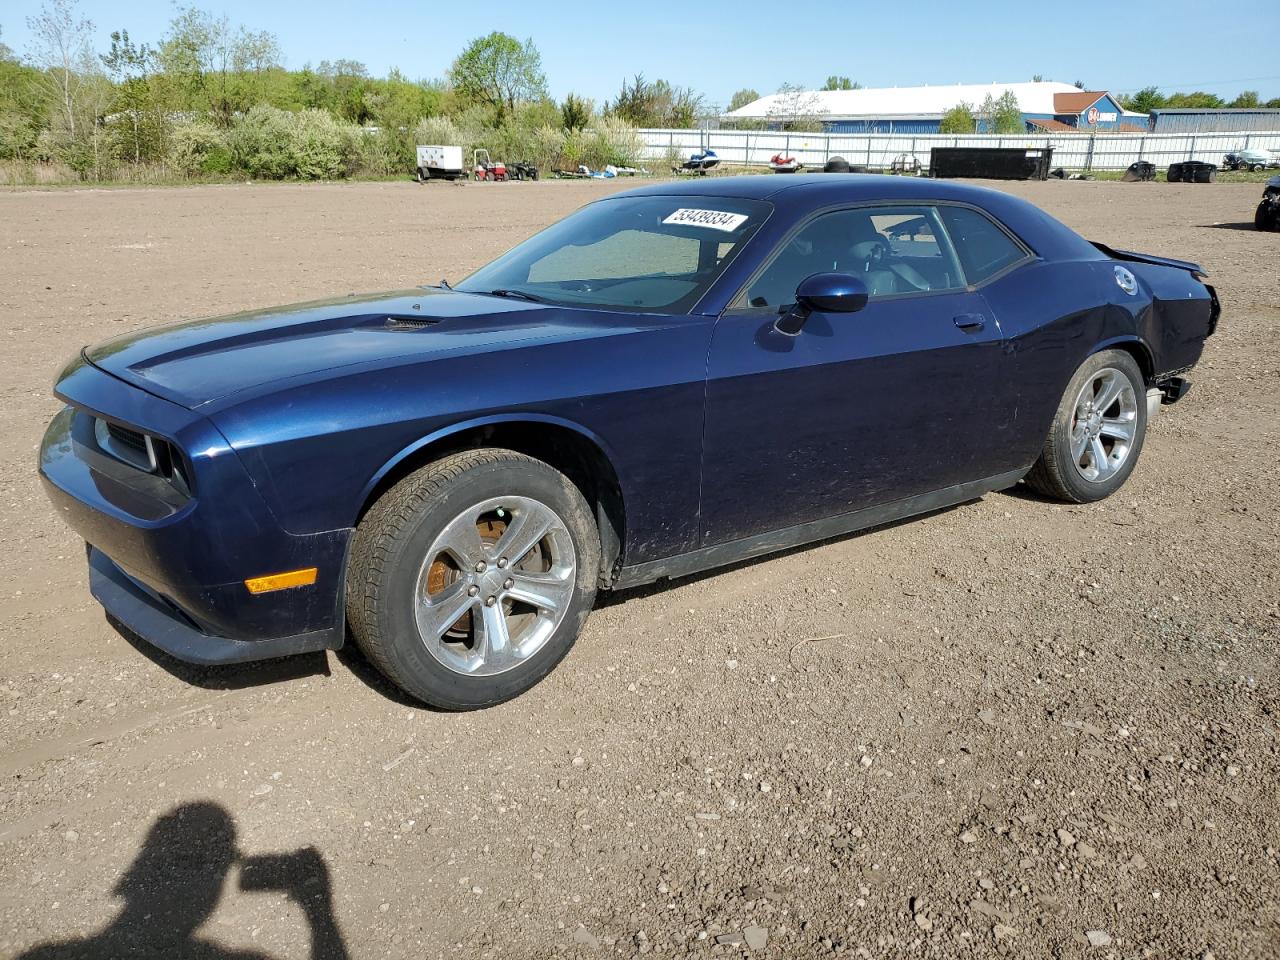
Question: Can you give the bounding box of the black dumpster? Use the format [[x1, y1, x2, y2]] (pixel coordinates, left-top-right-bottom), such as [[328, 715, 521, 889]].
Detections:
[[929, 147, 1054, 181]]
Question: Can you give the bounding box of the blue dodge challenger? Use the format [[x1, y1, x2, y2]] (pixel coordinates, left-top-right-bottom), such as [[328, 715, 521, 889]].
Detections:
[[39, 175, 1218, 708]]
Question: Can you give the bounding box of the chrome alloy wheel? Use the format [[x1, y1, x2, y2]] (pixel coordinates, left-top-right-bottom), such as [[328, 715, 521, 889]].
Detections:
[[414, 496, 576, 676], [1070, 367, 1139, 482]]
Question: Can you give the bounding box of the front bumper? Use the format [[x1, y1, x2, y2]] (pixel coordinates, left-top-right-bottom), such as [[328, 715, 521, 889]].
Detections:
[[40, 357, 350, 664], [89, 547, 340, 665]]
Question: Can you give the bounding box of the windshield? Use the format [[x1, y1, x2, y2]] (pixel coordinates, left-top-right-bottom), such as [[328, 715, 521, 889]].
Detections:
[[456, 195, 771, 313]]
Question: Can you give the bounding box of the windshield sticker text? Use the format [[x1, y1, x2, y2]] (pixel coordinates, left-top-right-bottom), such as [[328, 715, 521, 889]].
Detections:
[[662, 209, 749, 233]]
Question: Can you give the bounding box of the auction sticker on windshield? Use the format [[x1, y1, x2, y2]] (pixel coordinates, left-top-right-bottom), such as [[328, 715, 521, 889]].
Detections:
[[662, 208, 749, 232]]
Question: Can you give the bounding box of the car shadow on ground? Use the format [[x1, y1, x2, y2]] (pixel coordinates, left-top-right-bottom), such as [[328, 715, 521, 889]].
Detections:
[[1200, 222, 1259, 231], [12, 801, 350, 960], [107, 613, 335, 691], [105, 611, 444, 710]]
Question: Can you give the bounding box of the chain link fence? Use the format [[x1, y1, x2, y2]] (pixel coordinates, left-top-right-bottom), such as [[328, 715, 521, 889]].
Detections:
[[638, 128, 1280, 173]]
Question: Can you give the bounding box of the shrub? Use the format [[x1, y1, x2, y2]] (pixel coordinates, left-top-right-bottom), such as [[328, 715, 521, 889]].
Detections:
[[169, 121, 229, 177], [289, 108, 357, 180], [0, 114, 38, 161], [528, 124, 565, 172], [590, 115, 645, 167], [356, 128, 402, 176], [229, 105, 294, 179], [560, 128, 586, 169]]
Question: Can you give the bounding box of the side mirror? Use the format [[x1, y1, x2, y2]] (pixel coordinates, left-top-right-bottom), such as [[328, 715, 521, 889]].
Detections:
[[775, 273, 869, 336]]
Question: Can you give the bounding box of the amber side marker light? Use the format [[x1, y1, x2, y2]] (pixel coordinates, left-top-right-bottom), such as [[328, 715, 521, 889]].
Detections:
[[244, 567, 317, 594]]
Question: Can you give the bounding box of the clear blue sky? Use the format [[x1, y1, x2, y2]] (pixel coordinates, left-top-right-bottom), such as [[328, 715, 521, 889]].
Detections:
[[4, 0, 1279, 106]]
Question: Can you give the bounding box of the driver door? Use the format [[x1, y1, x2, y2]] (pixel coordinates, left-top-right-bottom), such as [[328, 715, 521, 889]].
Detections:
[[699, 204, 1015, 547]]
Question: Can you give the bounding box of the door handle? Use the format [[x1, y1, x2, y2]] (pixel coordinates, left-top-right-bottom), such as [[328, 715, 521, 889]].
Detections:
[[953, 314, 985, 331]]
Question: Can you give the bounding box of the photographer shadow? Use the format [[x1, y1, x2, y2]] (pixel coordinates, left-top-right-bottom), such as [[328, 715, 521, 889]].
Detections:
[[16, 802, 349, 960]]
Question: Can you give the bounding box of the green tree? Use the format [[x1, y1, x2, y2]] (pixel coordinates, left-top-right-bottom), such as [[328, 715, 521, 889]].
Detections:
[[157, 7, 282, 124], [728, 88, 759, 112], [560, 92, 591, 131], [0, 26, 47, 159], [101, 29, 165, 163], [1121, 86, 1165, 113], [364, 68, 440, 130], [1164, 90, 1225, 108], [821, 76, 860, 91], [939, 102, 976, 134], [317, 59, 371, 123], [979, 91, 1023, 134], [606, 74, 703, 128], [449, 32, 546, 121], [1229, 90, 1260, 108]]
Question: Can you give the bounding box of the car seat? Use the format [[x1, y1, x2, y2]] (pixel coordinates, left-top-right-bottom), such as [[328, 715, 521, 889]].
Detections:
[[850, 240, 898, 297]]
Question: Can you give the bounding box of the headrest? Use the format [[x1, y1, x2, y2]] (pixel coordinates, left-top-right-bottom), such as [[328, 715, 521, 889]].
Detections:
[[851, 240, 881, 261]]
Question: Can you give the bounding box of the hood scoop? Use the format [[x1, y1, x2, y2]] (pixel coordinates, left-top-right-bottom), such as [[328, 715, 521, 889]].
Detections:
[[381, 314, 442, 330]]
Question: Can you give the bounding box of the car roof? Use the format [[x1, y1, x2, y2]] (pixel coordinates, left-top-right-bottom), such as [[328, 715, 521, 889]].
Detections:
[[615, 173, 1013, 204]]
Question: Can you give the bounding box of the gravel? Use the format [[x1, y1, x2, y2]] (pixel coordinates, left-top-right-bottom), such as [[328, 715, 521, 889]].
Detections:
[[0, 178, 1277, 959]]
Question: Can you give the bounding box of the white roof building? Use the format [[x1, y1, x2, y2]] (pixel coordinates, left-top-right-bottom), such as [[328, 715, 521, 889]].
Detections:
[[724, 81, 1147, 133]]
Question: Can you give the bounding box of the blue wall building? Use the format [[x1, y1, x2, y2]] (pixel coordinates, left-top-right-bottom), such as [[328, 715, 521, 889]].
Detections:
[[725, 82, 1148, 135]]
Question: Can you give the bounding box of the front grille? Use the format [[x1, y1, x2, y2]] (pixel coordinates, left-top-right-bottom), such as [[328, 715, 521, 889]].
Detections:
[[106, 422, 148, 455], [91, 417, 192, 497], [95, 417, 156, 471]]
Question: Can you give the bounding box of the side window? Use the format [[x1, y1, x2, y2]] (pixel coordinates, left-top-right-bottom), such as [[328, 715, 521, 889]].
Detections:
[[937, 206, 1028, 285], [742, 206, 964, 308]]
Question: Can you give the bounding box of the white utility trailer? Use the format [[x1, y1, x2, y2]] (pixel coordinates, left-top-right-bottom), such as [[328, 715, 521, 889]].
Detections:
[[415, 145, 466, 182]]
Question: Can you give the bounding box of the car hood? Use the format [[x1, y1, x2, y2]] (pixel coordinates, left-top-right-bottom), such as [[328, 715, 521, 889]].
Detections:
[[84, 287, 568, 409]]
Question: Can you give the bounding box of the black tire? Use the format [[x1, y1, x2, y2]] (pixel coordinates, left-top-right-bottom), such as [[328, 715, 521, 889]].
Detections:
[[1258, 201, 1280, 232], [415, 168, 426, 183], [347, 449, 600, 709], [1024, 350, 1148, 504]]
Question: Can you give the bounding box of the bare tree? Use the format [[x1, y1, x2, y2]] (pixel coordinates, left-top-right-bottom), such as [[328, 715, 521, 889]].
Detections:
[[25, 0, 95, 137], [767, 83, 827, 131]]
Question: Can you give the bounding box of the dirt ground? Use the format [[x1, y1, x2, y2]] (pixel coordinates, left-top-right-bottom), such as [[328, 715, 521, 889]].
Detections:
[[0, 176, 1276, 960]]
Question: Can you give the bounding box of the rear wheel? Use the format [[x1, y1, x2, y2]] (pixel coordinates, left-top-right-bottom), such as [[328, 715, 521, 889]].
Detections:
[[1024, 350, 1148, 503], [347, 449, 600, 709]]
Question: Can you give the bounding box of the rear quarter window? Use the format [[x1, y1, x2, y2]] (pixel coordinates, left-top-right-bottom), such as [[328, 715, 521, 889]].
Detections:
[[939, 206, 1029, 285]]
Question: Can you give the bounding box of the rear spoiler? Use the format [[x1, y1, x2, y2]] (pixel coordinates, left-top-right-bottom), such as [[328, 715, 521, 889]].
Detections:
[[1091, 242, 1208, 279]]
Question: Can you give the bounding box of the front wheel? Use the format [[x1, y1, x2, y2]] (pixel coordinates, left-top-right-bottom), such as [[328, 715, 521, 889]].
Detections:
[[347, 449, 600, 709], [1024, 350, 1148, 503]]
